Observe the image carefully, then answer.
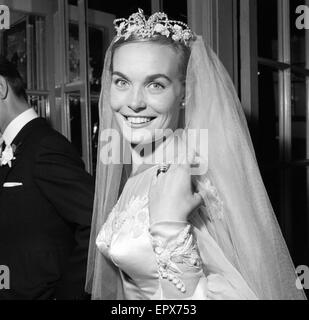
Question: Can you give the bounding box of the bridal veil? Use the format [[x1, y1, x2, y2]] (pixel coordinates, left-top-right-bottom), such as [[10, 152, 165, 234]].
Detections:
[[85, 33, 306, 300]]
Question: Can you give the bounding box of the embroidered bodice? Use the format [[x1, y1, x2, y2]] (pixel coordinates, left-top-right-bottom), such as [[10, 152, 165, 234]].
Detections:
[[96, 165, 258, 300]]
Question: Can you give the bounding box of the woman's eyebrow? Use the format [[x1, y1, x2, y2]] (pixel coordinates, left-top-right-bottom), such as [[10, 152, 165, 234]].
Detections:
[[112, 71, 129, 80], [112, 71, 172, 83], [146, 74, 172, 83]]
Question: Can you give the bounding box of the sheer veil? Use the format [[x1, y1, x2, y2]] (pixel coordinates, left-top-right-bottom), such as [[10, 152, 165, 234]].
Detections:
[[86, 35, 306, 300]]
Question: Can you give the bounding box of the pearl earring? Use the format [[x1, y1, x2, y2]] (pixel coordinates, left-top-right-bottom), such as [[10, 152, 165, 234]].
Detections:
[[181, 101, 186, 109]]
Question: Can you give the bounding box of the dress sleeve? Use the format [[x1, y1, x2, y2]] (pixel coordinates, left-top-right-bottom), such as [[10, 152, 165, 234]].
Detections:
[[149, 221, 206, 299]]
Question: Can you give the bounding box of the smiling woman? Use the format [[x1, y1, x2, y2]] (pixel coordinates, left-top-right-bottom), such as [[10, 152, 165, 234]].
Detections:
[[110, 41, 185, 146], [86, 9, 307, 300]]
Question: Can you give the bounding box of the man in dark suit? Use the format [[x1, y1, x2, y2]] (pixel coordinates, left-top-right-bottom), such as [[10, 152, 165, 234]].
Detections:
[[0, 57, 94, 299]]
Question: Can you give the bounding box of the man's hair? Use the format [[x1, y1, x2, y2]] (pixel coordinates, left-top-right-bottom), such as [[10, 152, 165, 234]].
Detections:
[[0, 56, 27, 101]]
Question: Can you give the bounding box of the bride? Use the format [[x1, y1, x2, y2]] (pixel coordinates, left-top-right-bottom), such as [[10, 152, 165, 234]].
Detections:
[[86, 9, 306, 300]]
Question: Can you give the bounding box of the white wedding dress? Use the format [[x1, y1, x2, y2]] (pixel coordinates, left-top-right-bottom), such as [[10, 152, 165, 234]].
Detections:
[[96, 165, 258, 300]]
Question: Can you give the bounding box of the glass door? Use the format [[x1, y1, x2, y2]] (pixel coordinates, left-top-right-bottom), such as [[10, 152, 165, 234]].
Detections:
[[242, 0, 309, 268], [54, 0, 115, 174]]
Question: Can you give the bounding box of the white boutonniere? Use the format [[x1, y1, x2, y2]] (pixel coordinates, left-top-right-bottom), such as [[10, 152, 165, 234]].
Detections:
[[0, 144, 17, 168]]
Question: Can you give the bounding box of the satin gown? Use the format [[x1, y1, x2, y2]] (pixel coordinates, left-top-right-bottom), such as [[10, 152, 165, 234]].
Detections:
[[96, 165, 258, 300]]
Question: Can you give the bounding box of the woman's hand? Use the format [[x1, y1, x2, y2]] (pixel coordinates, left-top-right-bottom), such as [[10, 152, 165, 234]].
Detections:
[[149, 163, 203, 224]]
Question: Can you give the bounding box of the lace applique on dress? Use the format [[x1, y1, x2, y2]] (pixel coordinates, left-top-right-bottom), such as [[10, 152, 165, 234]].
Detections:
[[197, 177, 224, 221], [97, 195, 149, 248], [151, 225, 203, 293]]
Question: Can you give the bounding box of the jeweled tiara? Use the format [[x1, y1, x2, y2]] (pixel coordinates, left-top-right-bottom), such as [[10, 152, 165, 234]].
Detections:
[[113, 9, 195, 46]]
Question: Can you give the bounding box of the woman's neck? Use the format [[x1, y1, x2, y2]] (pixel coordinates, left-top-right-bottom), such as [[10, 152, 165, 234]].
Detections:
[[130, 133, 179, 174]]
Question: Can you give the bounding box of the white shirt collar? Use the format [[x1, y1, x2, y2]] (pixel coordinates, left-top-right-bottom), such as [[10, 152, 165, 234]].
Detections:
[[2, 108, 39, 146]]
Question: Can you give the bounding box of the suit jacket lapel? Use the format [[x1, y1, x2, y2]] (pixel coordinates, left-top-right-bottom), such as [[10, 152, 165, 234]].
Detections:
[[11, 117, 47, 147]]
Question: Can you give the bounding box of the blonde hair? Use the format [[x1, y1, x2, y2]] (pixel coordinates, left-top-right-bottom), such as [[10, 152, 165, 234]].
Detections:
[[110, 34, 191, 81]]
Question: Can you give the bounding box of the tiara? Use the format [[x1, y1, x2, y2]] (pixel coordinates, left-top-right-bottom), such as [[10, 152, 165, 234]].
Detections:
[[113, 9, 195, 46]]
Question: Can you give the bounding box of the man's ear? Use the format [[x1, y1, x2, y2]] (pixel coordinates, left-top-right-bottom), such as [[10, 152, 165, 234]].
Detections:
[[0, 75, 8, 100]]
